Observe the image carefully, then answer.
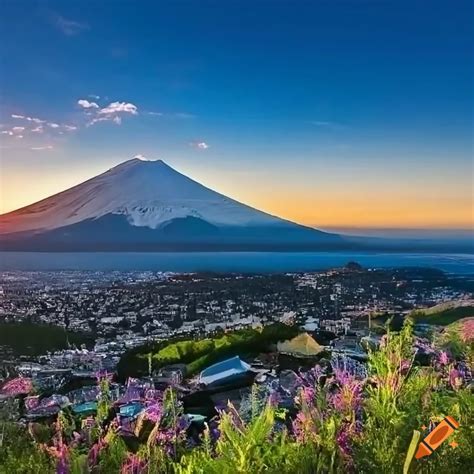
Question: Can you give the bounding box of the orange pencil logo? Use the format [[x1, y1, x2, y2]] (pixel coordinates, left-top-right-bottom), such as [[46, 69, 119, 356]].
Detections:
[[415, 416, 460, 459]]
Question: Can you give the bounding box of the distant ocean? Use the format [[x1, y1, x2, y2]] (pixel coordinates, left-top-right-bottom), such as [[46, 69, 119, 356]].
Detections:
[[1, 252, 473, 275]]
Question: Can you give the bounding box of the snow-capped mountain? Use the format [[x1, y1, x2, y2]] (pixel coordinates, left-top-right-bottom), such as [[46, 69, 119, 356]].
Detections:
[[0, 157, 341, 251]]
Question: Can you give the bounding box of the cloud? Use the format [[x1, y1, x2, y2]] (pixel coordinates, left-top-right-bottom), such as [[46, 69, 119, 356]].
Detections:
[[84, 100, 138, 126], [11, 114, 45, 124], [190, 141, 209, 150], [99, 101, 138, 115], [30, 145, 54, 151], [147, 111, 163, 116], [54, 15, 89, 36], [86, 116, 111, 127], [12, 126, 25, 133], [47, 122, 60, 128], [78, 99, 99, 109], [309, 120, 346, 130], [88, 94, 100, 100], [174, 112, 195, 119], [64, 125, 78, 131], [31, 126, 44, 133], [1, 131, 13, 136]]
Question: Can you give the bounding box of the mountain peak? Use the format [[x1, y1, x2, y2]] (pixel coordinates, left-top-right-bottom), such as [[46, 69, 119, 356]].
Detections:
[[0, 157, 338, 250]]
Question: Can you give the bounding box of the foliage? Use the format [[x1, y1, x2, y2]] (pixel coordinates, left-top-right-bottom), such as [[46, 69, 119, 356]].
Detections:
[[118, 323, 300, 379], [411, 306, 474, 326], [1, 319, 473, 473], [0, 322, 94, 356]]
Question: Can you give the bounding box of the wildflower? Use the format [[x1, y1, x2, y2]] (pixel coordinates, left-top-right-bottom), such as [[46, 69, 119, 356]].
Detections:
[[297, 365, 324, 387], [438, 351, 449, 366], [299, 386, 315, 405], [336, 421, 362, 468], [121, 453, 148, 474], [329, 380, 363, 416], [331, 355, 367, 381], [0, 377, 33, 397], [400, 359, 412, 374], [460, 319, 474, 343], [39, 433, 69, 474], [292, 412, 312, 443], [88, 437, 107, 468], [95, 370, 113, 383], [448, 368, 463, 391], [143, 401, 163, 424], [268, 389, 281, 407]]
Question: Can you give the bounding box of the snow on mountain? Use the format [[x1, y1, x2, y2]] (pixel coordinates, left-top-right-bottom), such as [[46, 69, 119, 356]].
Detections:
[[0, 157, 299, 235]]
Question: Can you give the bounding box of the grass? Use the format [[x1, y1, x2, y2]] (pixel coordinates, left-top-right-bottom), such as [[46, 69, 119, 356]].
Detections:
[[411, 306, 474, 326], [117, 323, 300, 379], [1, 318, 473, 473]]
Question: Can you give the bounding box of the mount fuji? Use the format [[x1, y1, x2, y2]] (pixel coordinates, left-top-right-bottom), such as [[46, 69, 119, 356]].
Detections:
[[0, 157, 342, 251]]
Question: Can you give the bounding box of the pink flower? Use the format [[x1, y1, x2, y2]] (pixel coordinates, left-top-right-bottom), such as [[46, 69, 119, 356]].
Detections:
[[460, 319, 474, 343], [449, 368, 463, 391], [0, 377, 33, 396], [438, 351, 449, 366], [88, 438, 107, 468], [121, 453, 148, 474]]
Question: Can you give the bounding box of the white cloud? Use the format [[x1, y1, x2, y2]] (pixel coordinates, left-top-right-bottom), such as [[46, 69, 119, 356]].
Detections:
[[64, 125, 78, 131], [54, 15, 89, 36], [87, 116, 111, 127], [12, 126, 25, 133], [11, 114, 45, 124], [1, 131, 13, 136], [30, 145, 54, 151], [99, 101, 138, 115], [147, 111, 163, 116], [78, 99, 99, 109], [113, 116, 122, 125], [48, 123, 60, 128], [31, 126, 44, 133], [190, 141, 209, 150]]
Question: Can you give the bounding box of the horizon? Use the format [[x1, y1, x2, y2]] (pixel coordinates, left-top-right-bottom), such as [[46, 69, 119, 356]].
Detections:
[[1, 1, 473, 231]]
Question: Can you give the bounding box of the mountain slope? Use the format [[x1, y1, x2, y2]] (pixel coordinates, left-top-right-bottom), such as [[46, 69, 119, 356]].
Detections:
[[0, 157, 341, 251]]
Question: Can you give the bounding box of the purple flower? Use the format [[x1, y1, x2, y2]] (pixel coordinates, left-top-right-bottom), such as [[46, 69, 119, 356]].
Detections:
[[143, 402, 163, 424], [438, 351, 449, 366], [268, 390, 281, 407], [95, 370, 113, 383], [121, 453, 148, 474], [88, 438, 106, 468], [336, 421, 362, 467], [449, 368, 463, 391], [331, 355, 367, 381]]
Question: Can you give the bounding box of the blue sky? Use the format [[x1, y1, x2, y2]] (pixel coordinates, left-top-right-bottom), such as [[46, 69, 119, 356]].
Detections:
[[0, 0, 472, 230]]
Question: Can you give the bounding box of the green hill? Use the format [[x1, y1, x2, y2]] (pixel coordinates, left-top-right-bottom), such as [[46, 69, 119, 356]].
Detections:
[[117, 323, 300, 380], [411, 304, 474, 326]]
